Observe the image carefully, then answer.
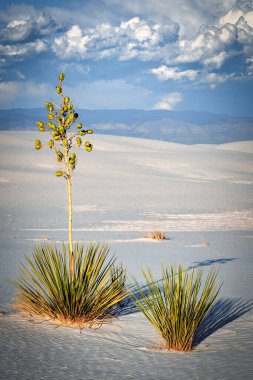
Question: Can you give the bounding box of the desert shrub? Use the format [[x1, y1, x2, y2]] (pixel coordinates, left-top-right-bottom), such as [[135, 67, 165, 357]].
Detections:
[[132, 265, 221, 351], [12, 243, 127, 328], [144, 231, 166, 240]]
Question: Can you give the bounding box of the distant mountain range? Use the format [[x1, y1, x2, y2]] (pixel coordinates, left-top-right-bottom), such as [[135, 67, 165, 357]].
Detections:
[[0, 108, 253, 144]]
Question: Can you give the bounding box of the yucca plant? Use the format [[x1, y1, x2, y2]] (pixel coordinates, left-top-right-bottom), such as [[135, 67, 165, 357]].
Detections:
[[12, 243, 127, 328], [132, 265, 221, 351], [34, 73, 94, 279]]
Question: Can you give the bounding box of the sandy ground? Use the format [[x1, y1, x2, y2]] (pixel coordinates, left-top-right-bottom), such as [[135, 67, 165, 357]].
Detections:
[[0, 132, 253, 379]]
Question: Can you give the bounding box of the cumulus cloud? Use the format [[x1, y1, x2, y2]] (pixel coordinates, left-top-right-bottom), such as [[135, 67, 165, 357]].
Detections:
[[0, 40, 47, 57], [49, 1, 253, 87], [170, 23, 238, 68], [219, 1, 253, 27], [0, 0, 252, 97], [0, 5, 61, 43], [153, 92, 183, 110], [166, 1, 253, 71], [0, 4, 62, 63], [53, 25, 91, 58], [104, 0, 235, 37], [150, 64, 235, 87], [52, 17, 178, 61], [151, 65, 199, 81]]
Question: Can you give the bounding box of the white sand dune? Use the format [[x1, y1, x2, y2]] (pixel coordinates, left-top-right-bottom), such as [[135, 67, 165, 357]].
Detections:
[[0, 132, 253, 379], [217, 140, 253, 154]]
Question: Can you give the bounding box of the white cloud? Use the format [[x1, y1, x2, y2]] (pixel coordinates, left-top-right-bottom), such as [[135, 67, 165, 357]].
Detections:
[[168, 1, 253, 70], [153, 92, 183, 110], [0, 40, 47, 57], [49, 2, 253, 80], [219, 3, 253, 27], [52, 17, 178, 61], [104, 0, 235, 37], [151, 65, 198, 81], [53, 25, 91, 58], [150, 64, 235, 88], [0, 5, 61, 43], [171, 23, 238, 68], [236, 16, 253, 57], [200, 72, 235, 88]]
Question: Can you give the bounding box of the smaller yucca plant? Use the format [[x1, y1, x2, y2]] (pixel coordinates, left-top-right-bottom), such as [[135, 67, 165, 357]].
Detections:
[[132, 265, 221, 351], [12, 243, 127, 328]]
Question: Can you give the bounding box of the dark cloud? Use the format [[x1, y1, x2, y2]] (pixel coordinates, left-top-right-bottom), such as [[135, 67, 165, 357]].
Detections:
[[0, 4, 62, 44]]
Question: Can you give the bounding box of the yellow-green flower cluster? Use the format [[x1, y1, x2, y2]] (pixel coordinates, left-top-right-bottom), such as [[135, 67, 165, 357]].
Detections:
[[34, 73, 94, 177]]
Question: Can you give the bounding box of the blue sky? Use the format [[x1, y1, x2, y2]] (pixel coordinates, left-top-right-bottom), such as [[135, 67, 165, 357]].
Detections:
[[0, 0, 253, 116]]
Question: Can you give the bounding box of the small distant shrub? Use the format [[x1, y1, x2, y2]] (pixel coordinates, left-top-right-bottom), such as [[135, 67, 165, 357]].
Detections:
[[132, 265, 221, 351], [144, 231, 166, 240], [12, 243, 127, 328]]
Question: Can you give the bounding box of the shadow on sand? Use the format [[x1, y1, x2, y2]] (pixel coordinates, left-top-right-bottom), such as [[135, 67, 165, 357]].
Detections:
[[193, 297, 253, 347], [192, 257, 237, 268]]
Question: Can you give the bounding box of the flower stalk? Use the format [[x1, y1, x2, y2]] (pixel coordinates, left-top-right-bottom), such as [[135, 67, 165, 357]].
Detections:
[[34, 73, 94, 280]]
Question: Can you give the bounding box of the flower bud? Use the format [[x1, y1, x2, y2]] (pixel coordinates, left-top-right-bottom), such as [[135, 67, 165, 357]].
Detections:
[[59, 126, 65, 134], [53, 132, 61, 141], [76, 137, 82, 146], [49, 105, 54, 112], [69, 113, 74, 121], [55, 171, 63, 177], [56, 86, 62, 94], [87, 129, 93, 134], [64, 96, 70, 104], [59, 73, 65, 81], [36, 121, 44, 128], [48, 140, 54, 148], [45, 102, 53, 108], [48, 114, 54, 120], [77, 123, 82, 129], [34, 139, 42, 149], [70, 153, 76, 159], [67, 103, 73, 110], [86, 144, 93, 152], [57, 151, 63, 162], [63, 139, 68, 146], [84, 141, 91, 147], [38, 125, 46, 132], [47, 122, 57, 131]]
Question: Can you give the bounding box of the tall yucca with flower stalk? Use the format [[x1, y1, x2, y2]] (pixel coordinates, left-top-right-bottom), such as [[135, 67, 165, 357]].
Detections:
[[35, 73, 93, 280]]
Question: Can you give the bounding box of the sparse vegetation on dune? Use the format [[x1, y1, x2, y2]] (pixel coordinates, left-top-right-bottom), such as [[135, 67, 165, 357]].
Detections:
[[12, 243, 127, 328], [144, 231, 167, 240], [132, 265, 221, 351], [12, 74, 129, 328]]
